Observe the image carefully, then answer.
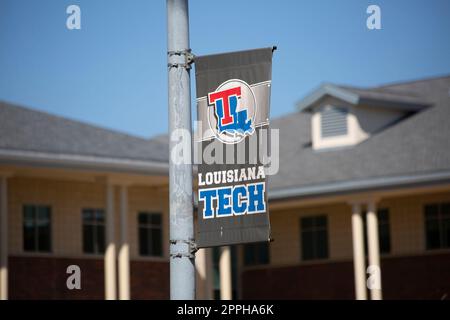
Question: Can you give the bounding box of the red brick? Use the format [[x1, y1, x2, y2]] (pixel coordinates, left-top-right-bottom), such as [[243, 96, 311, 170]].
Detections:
[[241, 253, 450, 299], [9, 256, 169, 300]]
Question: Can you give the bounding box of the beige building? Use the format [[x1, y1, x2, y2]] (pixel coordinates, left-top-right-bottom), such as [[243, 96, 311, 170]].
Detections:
[[1, 75, 450, 299]]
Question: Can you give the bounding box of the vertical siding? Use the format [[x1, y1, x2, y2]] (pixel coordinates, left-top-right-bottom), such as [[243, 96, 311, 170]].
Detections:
[[7, 177, 170, 259], [128, 186, 169, 259], [269, 191, 450, 267], [270, 203, 353, 265], [381, 192, 450, 255], [270, 208, 300, 264], [7, 177, 450, 263], [8, 177, 105, 256]]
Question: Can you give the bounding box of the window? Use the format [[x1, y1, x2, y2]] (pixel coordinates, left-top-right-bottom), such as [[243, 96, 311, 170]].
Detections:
[[138, 212, 163, 257], [300, 215, 328, 260], [377, 209, 391, 254], [82, 209, 105, 254], [425, 203, 450, 250], [363, 209, 391, 254], [23, 205, 51, 252], [243, 242, 270, 266], [321, 106, 348, 138]]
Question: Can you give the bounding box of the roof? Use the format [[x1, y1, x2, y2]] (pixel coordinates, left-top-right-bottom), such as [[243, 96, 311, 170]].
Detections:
[[297, 83, 432, 112], [270, 75, 450, 198], [1, 74, 449, 195], [0, 101, 169, 173]]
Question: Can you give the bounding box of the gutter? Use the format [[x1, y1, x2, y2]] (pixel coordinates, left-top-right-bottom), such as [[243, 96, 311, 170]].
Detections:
[[2, 149, 449, 200], [270, 170, 450, 200], [0, 148, 169, 175]]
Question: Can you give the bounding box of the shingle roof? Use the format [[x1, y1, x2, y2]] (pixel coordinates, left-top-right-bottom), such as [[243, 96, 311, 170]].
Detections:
[[335, 85, 432, 110], [297, 83, 431, 112], [1, 75, 449, 195], [0, 101, 168, 163], [270, 75, 450, 194]]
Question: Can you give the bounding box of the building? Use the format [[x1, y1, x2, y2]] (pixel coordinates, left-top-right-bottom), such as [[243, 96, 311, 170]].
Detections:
[[0, 75, 449, 300], [0, 102, 170, 299]]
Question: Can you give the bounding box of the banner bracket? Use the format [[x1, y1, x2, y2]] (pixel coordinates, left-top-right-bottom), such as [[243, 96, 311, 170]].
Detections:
[[167, 48, 195, 70], [169, 238, 198, 259]]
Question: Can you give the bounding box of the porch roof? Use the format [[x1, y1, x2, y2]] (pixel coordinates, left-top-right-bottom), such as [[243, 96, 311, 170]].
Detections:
[[1, 75, 450, 195]]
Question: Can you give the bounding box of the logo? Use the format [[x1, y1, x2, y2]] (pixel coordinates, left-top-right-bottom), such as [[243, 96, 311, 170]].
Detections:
[[207, 79, 256, 144]]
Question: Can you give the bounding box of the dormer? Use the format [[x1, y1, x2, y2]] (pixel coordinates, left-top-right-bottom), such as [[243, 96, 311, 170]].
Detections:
[[297, 83, 432, 151]]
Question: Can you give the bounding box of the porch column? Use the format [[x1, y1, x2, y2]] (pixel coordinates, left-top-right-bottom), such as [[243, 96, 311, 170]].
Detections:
[[219, 246, 232, 300], [351, 203, 367, 300], [105, 184, 117, 300], [118, 185, 130, 300], [366, 201, 382, 300], [0, 177, 8, 300], [195, 248, 213, 299]]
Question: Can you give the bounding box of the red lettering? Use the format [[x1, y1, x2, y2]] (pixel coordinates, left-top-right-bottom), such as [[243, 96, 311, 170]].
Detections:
[[208, 86, 241, 126]]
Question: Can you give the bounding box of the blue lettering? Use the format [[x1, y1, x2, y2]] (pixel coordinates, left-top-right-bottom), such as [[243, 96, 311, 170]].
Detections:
[[217, 188, 232, 216], [198, 183, 266, 218], [199, 189, 217, 218], [233, 185, 247, 215], [248, 183, 265, 213]]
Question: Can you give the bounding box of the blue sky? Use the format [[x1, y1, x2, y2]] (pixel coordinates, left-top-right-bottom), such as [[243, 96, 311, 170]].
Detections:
[[1, 0, 449, 138]]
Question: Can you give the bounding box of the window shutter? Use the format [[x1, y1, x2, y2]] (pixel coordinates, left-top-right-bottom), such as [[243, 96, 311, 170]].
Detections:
[[321, 106, 348, 138]]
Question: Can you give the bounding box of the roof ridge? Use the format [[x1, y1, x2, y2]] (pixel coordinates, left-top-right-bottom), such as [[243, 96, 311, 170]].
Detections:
[[376, 73, 450, 89], [325, 74, 450, 96], [335, 83, 425, 97]]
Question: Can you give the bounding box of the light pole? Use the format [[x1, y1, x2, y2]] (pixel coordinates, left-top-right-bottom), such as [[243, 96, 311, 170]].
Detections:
[[166, 0, 195, 300]]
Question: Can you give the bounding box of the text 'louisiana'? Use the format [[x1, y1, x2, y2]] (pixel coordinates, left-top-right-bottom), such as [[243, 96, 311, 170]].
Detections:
[[198, 165, 265, 186]]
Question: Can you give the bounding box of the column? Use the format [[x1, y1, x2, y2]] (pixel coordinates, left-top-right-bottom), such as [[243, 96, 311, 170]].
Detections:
[[195, 248, 213, 300], [219, 246, 232, 300], [351, 203, 367, 300], [105, 184, 117, 300], [118, 185, 130, 300], [0, 177, 8, 300], [366, 201, 382, 300]]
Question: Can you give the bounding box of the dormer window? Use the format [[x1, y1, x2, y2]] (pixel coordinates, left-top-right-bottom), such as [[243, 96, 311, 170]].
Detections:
[[320, 106, 348, 138], [299, 83, 430, 151], [310, 103, 354, 150]]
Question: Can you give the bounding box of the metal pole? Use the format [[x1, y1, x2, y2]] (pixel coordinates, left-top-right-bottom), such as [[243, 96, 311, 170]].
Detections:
[[167, 0, 195, 300]]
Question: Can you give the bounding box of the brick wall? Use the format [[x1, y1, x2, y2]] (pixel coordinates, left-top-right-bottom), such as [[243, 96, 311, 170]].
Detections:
[[9, 256, 169, 300], [382, 253, 450, 299], [241, 253, 450, 299], [241, 260, 354, 300], [130, 260, 169, 299]]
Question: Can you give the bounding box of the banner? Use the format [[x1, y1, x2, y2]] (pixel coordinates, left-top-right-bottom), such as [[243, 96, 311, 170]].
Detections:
[[195, 47, 273, 247]]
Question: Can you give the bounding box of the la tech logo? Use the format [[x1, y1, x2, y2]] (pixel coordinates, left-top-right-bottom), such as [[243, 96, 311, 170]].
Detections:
[[207, 79, 256, 144]]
